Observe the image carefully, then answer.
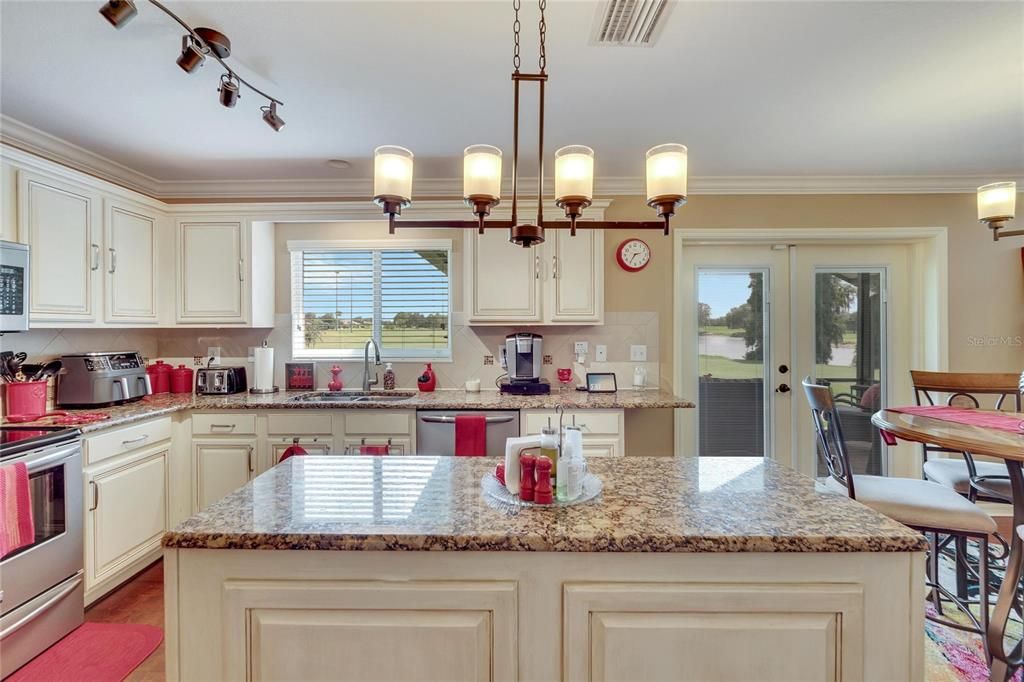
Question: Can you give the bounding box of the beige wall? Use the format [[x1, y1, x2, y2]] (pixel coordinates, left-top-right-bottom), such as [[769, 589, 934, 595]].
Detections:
[[602, 192, 1024, 456]]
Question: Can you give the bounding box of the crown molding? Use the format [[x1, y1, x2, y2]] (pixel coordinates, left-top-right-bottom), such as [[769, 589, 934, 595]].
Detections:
[[2, 115, 1020, 200]]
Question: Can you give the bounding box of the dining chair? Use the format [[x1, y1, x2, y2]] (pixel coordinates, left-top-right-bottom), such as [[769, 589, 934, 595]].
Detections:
[[911, 370, 1021, 503], [802, 378, 996, 651]]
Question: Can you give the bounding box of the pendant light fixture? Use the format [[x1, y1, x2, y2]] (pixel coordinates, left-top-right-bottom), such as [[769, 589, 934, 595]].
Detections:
[[373, 0, 688, 247], [977, 182, 1019, 240], [99, 0, 284, 131]]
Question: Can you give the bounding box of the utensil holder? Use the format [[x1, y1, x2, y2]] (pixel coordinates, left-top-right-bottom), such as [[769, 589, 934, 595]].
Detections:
[[5, 380, 48, 418]]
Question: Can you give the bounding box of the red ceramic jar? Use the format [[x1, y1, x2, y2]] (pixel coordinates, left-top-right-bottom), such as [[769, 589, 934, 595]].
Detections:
[[146, 360, 172, 394], [170, 364, 194, 394]]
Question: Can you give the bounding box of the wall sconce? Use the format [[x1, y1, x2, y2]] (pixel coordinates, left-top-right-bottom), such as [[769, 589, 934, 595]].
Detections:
[[978, 181, 1019, 240]]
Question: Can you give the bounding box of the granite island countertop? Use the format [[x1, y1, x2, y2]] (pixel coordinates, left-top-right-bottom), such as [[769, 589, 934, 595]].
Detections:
[[9, 388, 692, 434], [163, 456, 926, 553]]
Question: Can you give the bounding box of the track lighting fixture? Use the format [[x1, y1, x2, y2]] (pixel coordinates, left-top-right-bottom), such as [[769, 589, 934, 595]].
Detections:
[[176, 35, 205, 73], [218, 74, 240, 108], [99, 0, 137, 28], [261, 102, 285, 131], [99, 0, 284, 131]]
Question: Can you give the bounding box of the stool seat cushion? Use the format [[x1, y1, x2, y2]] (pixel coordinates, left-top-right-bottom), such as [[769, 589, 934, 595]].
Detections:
[[923, 458, 1011, 500]]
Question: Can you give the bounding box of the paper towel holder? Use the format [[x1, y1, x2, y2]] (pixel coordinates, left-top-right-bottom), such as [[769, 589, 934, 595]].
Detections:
[[250, 340, 280, 394]]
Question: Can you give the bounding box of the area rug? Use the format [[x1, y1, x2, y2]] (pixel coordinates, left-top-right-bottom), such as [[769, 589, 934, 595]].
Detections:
[[926, 603, 1023, 681], [7, 622, 163, 682]]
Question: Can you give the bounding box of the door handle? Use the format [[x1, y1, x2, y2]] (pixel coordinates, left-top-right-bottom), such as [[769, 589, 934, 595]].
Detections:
[[534, 255, 540, 279], [247, 446, 255, 474], [91, 244, 100, 271], [108, 247, 116, 274], [89, 480, 99, 511], [552, 255, 558, 279], [775, 384, 791, 394]]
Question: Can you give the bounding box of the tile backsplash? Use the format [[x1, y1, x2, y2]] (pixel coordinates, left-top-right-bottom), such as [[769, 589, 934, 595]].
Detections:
[[3, 311, 661, 394]]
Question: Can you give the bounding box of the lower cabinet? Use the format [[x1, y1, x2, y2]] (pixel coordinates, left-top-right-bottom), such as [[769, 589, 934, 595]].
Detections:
[[269, 437, 334, 465], [341, 436, 412, 456], [84, 445, 168, 602], [522, 408, 626, 457], [193, 439, 256, 512]]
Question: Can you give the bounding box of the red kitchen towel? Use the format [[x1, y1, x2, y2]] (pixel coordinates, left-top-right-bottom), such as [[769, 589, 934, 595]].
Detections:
[[0, 462, 35, 558], [359, 445, 389, 455], [278, 444, 308, 463], [455, 414, 487, 456]]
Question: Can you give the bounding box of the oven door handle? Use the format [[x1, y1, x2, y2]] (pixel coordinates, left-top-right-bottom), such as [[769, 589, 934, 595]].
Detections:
[[0, 573, 83, 641], [23, 449, 77, 475], [419, 415, 515, 425]]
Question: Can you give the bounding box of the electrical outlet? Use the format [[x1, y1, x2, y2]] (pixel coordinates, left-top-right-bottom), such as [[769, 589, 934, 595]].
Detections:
[[595, 344, 608, 362], [573, 341, 589, 355], [630, 345, 648, 362], [207, 347, 222, 366]]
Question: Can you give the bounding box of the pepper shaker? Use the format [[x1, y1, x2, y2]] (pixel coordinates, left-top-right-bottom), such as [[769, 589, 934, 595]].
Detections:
[[519, 454, 536, 502]]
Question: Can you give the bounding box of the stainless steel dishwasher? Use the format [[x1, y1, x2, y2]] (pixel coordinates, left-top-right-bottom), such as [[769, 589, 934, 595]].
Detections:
[[416, 410, 520, 456]]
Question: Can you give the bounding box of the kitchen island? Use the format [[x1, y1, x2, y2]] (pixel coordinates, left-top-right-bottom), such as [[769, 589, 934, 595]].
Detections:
[[163, 456, 925, 681]]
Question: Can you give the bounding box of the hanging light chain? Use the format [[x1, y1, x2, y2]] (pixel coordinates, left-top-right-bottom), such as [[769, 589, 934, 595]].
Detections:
[[538, 0, 547, 73], [512, 0, 522, 73]]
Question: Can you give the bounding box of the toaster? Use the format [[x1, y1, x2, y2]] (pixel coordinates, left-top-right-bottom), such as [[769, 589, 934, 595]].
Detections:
[[57, 351, 152, 407], [195, 366, 248, 395]]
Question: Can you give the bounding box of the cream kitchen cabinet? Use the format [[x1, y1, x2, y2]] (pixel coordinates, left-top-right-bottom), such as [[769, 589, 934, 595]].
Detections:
[[342, 410, 416, 455], [192, 439, 257, 512], [269, 437, 334, 465], [17, 170, 102, 323], [84, 444, 168, 604], [522, 408, 625, 457], [175, 218, 274, 326], [465, 228, 603, 325], [104, 198, 159, 323]]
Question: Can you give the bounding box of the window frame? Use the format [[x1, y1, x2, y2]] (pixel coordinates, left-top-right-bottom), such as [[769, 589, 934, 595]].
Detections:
[[288, 239, 453, 362]]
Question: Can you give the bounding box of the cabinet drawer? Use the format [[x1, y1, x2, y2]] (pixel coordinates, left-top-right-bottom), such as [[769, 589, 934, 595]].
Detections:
[[523, 409, 622, 436], [580, 437, 622, 458], [192, 413, 257, 435], [344, 411, 413, 436], [267, 413, 333, 435], [86, 417, 171, 466]]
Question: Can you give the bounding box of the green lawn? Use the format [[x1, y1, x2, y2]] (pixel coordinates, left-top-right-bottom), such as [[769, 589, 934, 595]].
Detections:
[[699, 325, 746, 338], [307, 327, 449, 350], [698, 354, 859, 393]]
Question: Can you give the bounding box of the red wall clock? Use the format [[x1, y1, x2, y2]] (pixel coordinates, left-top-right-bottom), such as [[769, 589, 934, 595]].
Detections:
[[616, 238, 651, 272]]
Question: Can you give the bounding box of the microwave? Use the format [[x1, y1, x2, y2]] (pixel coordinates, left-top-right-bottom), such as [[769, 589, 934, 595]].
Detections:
[[0, 240, 29, 332]]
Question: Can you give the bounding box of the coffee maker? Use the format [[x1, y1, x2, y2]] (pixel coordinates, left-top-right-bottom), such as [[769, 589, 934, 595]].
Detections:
[[499, 333, 550, 395]]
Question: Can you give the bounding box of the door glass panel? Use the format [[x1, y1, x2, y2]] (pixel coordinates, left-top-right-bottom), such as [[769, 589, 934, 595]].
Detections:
[[814, 270, 885, 476], [696, 270, 768, 457]]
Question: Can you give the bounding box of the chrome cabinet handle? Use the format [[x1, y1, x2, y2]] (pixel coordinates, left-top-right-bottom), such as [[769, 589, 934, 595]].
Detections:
[[552, 255, 558, 279], [419, 415, 515, 424], [238, 259, 244, 283], [247, 446, 255, 474], [89, 481, 99, 511], [91, 244, 100, 271], [534, 255, 540, 279], [210, 423, 236, 431], [121, 434, 149, 447], [108, 247, 116, 274]]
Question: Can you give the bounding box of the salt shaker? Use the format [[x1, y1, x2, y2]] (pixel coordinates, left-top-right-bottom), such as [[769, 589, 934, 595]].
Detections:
[[534, 457, 553, 504], [519, 455, 536, 502]]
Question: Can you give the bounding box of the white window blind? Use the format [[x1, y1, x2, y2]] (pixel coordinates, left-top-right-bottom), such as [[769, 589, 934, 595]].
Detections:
[[290, 242, 451, 360]]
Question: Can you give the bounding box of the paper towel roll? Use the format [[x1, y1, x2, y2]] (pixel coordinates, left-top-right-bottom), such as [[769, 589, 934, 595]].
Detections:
[[254, 347, 275, 391]]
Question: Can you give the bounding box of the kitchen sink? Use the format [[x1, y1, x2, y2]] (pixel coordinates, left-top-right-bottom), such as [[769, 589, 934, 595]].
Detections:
[[288, 392, 416, 404]]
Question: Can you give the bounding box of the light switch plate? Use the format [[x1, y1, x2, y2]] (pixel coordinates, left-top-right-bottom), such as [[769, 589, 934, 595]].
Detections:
[[573, 341, 589, 355], [595, 344, 608, 362], [630, 345, 647, 361]]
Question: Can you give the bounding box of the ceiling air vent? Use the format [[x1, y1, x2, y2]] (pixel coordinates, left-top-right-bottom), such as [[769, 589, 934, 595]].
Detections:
[[591, 0, 672, 47]]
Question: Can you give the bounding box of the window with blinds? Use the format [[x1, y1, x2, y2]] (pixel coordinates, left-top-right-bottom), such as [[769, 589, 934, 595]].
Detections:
[[290, 241, 451, 360]]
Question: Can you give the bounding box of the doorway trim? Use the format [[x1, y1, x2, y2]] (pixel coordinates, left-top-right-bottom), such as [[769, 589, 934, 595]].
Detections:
[[671, 226, 949, 460]]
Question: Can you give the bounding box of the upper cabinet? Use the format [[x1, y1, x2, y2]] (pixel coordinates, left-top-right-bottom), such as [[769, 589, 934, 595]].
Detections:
[[105, 199, 159, 323], [175, 218, 274, 326], [465, 228, 604, 325], [17, 171, 102, 322]]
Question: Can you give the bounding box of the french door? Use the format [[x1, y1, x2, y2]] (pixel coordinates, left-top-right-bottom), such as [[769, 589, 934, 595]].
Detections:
[[677, 243, 912, 477]]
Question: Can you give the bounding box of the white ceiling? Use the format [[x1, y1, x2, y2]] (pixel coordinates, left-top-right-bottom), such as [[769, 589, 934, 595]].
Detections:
[[1, 0, 1022, 190]]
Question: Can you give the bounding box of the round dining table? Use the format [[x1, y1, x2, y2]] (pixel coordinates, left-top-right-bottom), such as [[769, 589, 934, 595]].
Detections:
[[872, 408, 1024, 682]]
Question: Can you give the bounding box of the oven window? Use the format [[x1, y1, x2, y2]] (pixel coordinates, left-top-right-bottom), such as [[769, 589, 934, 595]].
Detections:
[[1, 465, 66, 560]]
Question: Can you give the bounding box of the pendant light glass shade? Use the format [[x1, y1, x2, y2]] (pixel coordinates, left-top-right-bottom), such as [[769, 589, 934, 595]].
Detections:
[[373, 146, 414, 203], [463, 145, 502, 202], [645, 143, 688, 202], [554, 145, 595, 202], [977, 181, 1016, 221]]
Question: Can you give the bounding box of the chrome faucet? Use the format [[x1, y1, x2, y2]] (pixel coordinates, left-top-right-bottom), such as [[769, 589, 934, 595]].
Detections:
[[363, 338, 382, 392]]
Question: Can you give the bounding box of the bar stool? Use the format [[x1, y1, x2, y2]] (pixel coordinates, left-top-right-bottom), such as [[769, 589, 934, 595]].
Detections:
[[802, 378, 996, 652]]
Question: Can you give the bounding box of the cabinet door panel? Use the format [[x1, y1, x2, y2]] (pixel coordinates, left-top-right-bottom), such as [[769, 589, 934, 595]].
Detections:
[[548, 228, 603, 323], [178, 221, 243, 322], [270, 439, 334, 466], [87, 450, 167, 587], [342, 437, 412, 456], [466, 230, 541, 322], [193, 440, 254, 511], [106, 202, 157, 322], [18, 172, 98, 320]]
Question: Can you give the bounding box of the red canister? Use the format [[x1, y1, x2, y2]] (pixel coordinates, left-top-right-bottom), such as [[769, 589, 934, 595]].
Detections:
[[170, 364, 194, 394], [146, 360, 172, 394]]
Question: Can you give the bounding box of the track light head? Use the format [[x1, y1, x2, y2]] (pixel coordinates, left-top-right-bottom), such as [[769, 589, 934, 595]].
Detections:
[[218, 73, 240, 108], [99, 0, 137, 28], [176, 36, 206, 73], [261, 102, 285, 131]]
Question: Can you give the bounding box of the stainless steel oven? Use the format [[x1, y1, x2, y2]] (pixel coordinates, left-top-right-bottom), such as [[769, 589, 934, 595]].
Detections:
[[0, 240, 30, 333], [0, 427, 84, 678]]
